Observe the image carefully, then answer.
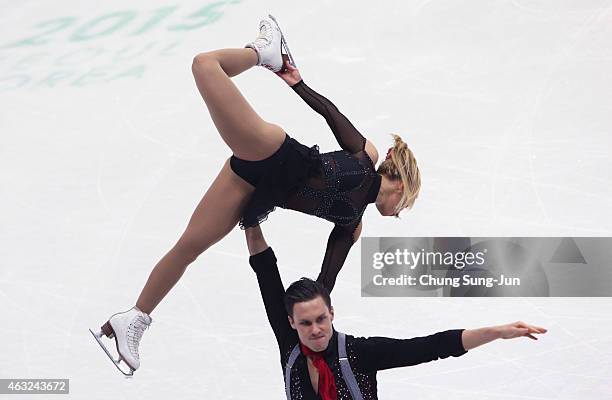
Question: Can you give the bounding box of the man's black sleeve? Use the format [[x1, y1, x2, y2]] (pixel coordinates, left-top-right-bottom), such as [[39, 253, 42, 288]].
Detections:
[[351, 329, 468, 373], [249, 247, 293, 350]]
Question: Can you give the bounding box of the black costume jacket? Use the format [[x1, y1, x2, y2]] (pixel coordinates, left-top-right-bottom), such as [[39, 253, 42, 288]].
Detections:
[[249, 247, 468, 399]]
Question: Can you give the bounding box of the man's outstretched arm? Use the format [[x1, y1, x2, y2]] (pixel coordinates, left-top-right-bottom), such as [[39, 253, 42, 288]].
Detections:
[[353, 321, 547, 373]]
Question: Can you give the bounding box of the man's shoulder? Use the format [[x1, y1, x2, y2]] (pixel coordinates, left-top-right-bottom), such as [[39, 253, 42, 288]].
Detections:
[[280, 331, 301, 363]]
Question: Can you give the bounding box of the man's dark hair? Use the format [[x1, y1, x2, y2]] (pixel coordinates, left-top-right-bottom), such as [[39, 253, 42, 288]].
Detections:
[[284, 278, 332, 317]]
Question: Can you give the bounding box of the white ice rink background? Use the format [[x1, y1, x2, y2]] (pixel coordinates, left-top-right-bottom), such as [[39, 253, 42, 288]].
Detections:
[[1, 0, 611, 398]]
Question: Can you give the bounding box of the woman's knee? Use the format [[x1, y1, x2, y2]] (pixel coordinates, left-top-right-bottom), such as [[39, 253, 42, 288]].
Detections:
[[192, 52, 219, 77], [174, 231, 213, 263]]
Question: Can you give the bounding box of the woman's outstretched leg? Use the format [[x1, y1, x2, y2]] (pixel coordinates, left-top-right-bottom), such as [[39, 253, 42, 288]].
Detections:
[[93, 160, 253, 375], [191, 48, 286, 161], [132, 47, 282, 314], [135, 159, 254, 314], [132, 48, 285, 314]]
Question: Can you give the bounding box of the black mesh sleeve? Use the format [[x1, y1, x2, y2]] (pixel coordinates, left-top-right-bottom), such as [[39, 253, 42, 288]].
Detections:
[[316, 224, 358, 292], [351, 330, 468, 373], [291, 80, 366, 154]]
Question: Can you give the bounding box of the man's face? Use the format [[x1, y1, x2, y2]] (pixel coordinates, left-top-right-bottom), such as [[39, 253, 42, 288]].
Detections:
[[288, 296, 334, 352]]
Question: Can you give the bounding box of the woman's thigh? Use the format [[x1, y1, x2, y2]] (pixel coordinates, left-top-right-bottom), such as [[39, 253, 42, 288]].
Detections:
[[176, 158, 254, 257], [192, 56, 287, 161]]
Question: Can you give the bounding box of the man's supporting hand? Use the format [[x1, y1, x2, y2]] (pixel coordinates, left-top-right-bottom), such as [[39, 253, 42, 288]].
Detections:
[[462, 321, 548, 350], [245, 225, 269, 256]]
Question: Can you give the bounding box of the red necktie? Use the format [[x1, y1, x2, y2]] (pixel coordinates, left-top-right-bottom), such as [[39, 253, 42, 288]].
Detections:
[[300, 342, 337, 400]]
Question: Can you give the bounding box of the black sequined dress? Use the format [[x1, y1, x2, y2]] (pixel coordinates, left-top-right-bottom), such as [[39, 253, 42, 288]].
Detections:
[[232, 80, 381, 291]]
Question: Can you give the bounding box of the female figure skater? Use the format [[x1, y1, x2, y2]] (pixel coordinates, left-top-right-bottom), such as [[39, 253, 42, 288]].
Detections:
[[90, 15, 421, 376]]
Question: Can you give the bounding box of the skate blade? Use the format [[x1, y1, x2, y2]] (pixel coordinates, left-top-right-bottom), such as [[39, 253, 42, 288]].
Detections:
[[268, 14, 296, 67], [89, 328, 135, 377]]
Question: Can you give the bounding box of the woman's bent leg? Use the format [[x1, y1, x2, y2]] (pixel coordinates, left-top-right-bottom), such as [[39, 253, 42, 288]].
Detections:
[[135, 159, 254, 314], [192, 48, 286, 161]]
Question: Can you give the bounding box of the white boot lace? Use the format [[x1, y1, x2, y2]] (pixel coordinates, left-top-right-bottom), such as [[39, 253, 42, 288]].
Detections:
[[256, 21, 273, 45], [246, 19, 279, 71], [126, 314, 151, 360], [259, 21, 278, 70]]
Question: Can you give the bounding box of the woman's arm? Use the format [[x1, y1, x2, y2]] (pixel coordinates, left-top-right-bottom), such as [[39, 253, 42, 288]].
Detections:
[[276, 58, 367, 154], [316, 222, 362, 292], [462, 321, 548, 350]]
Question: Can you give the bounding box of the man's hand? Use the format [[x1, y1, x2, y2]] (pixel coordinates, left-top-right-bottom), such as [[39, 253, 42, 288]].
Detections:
[[275, 55, 301, 86], [245, 225, 269, 256], [496, 321, 548, 340], [462, 321, 548, 350]]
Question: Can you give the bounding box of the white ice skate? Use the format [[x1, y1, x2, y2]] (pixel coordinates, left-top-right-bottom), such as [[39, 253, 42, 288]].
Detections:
[[89, 307, 152, 377], [245, 14, 296, 72]]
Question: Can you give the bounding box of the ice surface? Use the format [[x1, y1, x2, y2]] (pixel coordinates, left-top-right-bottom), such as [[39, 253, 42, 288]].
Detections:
[[1, 0, 611, 398]]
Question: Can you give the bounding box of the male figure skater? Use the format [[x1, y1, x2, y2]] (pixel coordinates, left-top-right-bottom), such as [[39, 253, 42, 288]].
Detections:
[[244, 225, 547, 399]]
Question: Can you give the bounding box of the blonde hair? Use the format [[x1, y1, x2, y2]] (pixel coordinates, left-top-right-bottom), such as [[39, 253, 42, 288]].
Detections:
[[376, 134, 421, 216]]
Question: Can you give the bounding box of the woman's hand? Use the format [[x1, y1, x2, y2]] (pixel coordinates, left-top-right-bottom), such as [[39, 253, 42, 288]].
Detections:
[[497, 321, 548, 340], [275, 55, 301, 86]]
